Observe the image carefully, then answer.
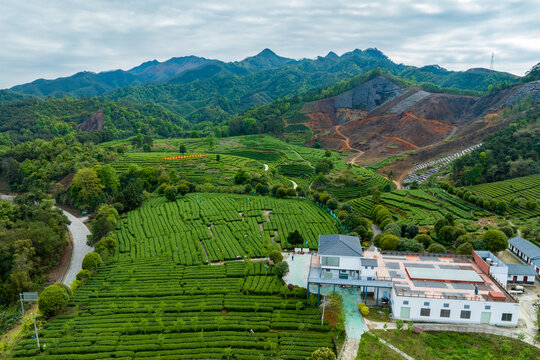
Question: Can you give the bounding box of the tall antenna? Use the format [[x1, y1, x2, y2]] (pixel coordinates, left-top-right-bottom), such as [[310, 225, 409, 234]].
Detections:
[[490, 52, 494, 70]]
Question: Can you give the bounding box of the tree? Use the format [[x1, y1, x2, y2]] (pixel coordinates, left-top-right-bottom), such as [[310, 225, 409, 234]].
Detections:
[[327, 199, 338, 210], [434, 219, 448, 234], [456, 242, 474, 255], [89, 205, 119, 245], [70, 168, 103, 208], [38, 284, 70, 317], [179, 144, 186, 153], [164, 186, 177, 201], [438, 225, 455, 245], [274, 261, 289, 279], [311, 347, 336, 360], [82, 252, 102, 271], [234, 169, 249, 184], [397, 239, 424, 253], [177, 183, 189, 196], [482, 229, 508, 253], [402, 224, 418, 239], [371, 188, 381, 203], [287, 230, 304, 246], [268, 250, 283, 263], [315, 159, 333, 174], [414, 234, 432, 248], [427, 243, 446, 254], [119, 178, 145, 211], [379, 234, 399, 251], [496, 201, 508, 212]]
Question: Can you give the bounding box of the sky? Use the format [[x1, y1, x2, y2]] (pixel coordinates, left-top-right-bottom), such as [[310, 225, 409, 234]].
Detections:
[[1, 0, 539, 89]]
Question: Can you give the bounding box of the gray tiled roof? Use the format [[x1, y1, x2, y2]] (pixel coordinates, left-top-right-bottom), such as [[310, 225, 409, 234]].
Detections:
[[361, 258, 378, 267], [509, 237, 540, 259], [318, 235, 363, 257], [506, 264, 537, 277]]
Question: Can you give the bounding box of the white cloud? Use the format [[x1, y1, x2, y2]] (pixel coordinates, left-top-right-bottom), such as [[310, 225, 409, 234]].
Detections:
[[0, 0, 538, 88]]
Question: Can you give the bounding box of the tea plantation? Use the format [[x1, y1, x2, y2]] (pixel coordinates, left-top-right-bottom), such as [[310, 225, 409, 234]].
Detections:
[[13, 259, 334, 359], [348, 188, 490, 225], [11, 194, 342, 359], [115, 194, 340, 264]]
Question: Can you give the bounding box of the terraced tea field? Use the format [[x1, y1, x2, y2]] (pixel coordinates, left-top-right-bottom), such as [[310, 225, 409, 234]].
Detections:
[[12, 259, 333, 359], [348, 189, 490, 225], [467, 174, 540, 219], [111, 152, 264, 186], [115, 193, 340, 264]]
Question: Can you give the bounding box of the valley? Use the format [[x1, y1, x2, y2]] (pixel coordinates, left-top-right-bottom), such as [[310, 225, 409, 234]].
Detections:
[[0, 47, 539, 360]]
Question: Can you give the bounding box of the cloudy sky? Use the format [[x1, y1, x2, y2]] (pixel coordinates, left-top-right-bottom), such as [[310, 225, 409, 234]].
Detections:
[[1, 0, 539, 89]]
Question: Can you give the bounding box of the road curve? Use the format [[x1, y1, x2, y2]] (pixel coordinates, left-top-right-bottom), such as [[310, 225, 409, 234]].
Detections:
[[263, 163, 269, 171], [61, 212, 92, 285], [290, 179, 298, 189], [0, 194, 93, 285]]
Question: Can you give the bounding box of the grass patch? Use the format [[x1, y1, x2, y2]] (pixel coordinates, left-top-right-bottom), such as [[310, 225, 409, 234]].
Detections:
[[363, 308, 390, 322], [373, 329, 540, 360], [356, 332, 403, 360]]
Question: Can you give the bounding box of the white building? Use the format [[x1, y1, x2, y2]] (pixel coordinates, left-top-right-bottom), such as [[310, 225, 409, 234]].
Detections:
[[508, 236, 540, 276], [318, 235, 377, 281]]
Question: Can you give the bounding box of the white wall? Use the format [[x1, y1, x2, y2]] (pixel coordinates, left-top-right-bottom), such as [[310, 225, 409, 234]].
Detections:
[[360, 266, 377, 280], [321, 255, 361, 271], [391, 288, 520, 326], [489, 265, 508, 286], [507, 275, 535, 284]]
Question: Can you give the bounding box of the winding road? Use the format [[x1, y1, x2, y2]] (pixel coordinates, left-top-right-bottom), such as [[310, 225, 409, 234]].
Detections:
[[0, 194, 93, 285], [334, 125, 364, 165]]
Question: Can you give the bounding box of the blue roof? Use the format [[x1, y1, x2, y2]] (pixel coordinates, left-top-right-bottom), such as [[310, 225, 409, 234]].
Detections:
[[318, 234, 363, 257], [506, 264, 537, 277], [509, 237, 540, 259]]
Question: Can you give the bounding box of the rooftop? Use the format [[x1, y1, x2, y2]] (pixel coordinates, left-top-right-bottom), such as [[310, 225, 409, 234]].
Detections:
[[318, 234, 363, 257], [506, 264, 538, 277], [509, 236, 540, 259], [365, 250, 516, 303]]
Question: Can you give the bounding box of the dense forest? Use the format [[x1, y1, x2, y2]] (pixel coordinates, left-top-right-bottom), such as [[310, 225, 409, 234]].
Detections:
[[0, 194, 69, 305], [452, 99, 539, 185], [0, 98, 188, 144]]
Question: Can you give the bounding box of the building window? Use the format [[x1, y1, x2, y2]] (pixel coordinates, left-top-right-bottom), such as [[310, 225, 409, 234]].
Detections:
[[420, 308, 431, 317], [485, 305, 491, 310], [403, 301, 409, 305], [321, 257, 340, 267], [440, 309, 451, 318], [423, 302, 430, 306], [501, 313, 512, 322], [443, 303, 449, 308], [464, 305, 470, 309], [460, 310, 471, 319]]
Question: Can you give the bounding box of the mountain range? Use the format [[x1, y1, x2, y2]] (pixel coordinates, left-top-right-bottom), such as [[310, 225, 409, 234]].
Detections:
[[5, 49, 521, 124]]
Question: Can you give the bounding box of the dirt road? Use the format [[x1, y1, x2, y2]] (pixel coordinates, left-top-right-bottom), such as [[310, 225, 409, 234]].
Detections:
[[334, 125, 364, 165]]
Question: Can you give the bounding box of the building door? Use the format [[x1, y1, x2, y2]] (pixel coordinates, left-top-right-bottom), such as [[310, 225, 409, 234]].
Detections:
[[513, 276, 517, 283], [400, 307, 410, 319], [480, 312, 491, 324], [523, 276, 528, 283]]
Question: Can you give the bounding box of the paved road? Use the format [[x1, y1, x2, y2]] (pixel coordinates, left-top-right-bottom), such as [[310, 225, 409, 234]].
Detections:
[[290, 179, 298, 189], [263, 163, 269, 171], [61, 211, 92, 285], [0, 194, 92, 285]]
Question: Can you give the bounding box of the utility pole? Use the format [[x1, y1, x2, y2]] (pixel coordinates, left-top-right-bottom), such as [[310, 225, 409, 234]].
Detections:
[[490, 52, 494, 71]]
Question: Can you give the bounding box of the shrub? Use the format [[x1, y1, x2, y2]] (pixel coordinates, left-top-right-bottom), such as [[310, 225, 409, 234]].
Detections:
[[427, 243, 446, 254], [54, 282, 72, 296], [414, 234, 432, 248], [268, 250, 283, 263], [76, 269, 92, 281], [312, 347, 336, 360], [82, 252, 102, 271], [38, 284, 70, 317], [275, 261, 289, 279], [456, 242, 474, 255], [360, 306, 369, 316], [326, 199, 338, 210], [164, 186, 177, 201], [71, 279, 82, 292]]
